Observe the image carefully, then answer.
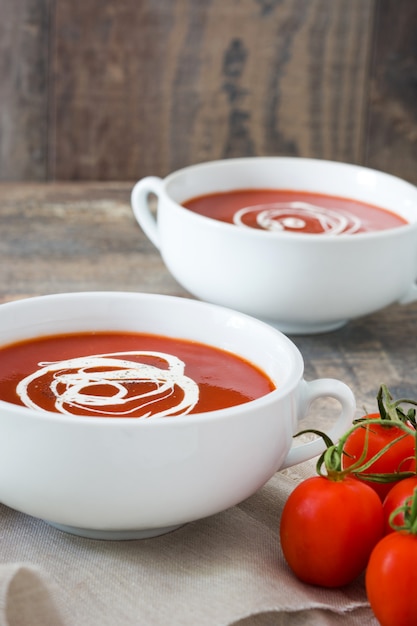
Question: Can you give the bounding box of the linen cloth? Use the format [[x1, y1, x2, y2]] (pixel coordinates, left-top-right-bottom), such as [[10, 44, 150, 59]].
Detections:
[[0, 459, 378, 626]]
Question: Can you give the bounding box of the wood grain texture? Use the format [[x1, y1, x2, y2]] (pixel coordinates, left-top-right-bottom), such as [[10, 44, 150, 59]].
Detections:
[[0, 181, 186, 298], [50, 0, 374, 180], [2, 0, 416, 184], [366, 0, 417, 184], [0, 0, 49, 180]]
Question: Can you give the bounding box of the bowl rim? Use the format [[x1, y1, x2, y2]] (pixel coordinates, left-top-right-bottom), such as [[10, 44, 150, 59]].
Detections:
[[0, 291, 304, 427], [162, 156, 417, 241]]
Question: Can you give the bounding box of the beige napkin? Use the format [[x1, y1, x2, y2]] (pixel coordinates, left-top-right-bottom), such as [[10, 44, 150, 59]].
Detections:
[[0, 459, 378, 626]]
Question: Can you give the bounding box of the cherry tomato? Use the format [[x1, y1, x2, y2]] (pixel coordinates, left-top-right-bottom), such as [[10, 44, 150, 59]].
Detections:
[[366, 531, 417, 625], [382, 475, 417, 534], [279, 475, 384, 587], [342, 413, 415, 500]]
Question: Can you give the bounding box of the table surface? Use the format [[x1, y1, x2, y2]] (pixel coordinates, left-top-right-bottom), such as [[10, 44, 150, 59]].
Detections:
[[1, 181, 416, 624], [2, 181, 416, 409]]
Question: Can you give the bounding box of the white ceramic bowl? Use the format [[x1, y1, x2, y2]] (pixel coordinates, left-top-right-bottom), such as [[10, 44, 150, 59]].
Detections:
[[0, 292, 355, 539], [131, 157, 417, 334]]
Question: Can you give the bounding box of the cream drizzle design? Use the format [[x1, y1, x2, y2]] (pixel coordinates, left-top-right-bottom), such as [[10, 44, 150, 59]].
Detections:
[[233, 201, 362, 235], [16, 351, 199, 418]]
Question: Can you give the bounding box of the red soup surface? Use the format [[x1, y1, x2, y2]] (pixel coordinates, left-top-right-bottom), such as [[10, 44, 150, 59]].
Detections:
[[182, 189, 408, 234], [0, 331, 275, 418]]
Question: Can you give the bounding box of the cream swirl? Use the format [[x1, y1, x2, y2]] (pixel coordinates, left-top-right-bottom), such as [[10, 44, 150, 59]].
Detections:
[[16, 351, 199, 418], [233, 201, 362, 234]]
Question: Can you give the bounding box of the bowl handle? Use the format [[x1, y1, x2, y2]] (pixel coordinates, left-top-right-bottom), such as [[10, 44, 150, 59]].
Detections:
[[131, 176, 164, 250], [281, 378, 356, 469]]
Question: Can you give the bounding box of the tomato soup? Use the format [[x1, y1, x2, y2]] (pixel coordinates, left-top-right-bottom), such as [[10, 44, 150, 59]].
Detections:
[[0, 331, 275, 418], [182, 189, 407, 235]]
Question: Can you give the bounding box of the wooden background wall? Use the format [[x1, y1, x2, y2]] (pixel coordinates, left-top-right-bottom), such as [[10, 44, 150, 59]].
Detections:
[[1, 0, 416, 184]]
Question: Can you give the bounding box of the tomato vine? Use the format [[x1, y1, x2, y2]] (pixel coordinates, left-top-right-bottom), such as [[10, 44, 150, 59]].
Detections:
[[280, 385, 417, 590]]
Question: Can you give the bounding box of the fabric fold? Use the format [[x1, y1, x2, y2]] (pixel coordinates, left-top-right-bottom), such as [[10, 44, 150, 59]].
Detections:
[[0, 563, 66, 626], [0, 459, 377, 625]]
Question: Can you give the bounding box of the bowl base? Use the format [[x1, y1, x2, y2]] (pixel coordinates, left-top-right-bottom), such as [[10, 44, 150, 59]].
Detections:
[[265, 318, 348, 335], [46, 520, 184, 540]]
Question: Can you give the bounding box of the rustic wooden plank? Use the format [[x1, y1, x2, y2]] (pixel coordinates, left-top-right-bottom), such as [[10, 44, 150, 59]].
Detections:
[[51, 0, 375, 181], [0, 0, 49, 180], [365, 0, 417, 184], [0, 181, 187, 298], [50, 0, 176, 180]]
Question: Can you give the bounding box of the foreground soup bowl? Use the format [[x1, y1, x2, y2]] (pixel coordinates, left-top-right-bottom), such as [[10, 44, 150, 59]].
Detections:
[[131, 157, 417, 334], [0, 292, 355, 540]]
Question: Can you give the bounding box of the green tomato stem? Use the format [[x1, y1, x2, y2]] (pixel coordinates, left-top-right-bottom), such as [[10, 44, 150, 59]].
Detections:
[[295, 418, 415, 482], [294, 384, 417, 482], [376, 383, 417, 425], [389, 488, 417, 534]]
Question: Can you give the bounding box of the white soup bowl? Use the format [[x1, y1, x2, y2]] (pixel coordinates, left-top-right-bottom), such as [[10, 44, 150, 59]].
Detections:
[[0, 292, 355, 539], [131, 157, 417, 334]]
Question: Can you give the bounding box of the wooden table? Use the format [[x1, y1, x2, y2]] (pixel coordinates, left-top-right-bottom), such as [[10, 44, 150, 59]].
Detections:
[[2, 181, 416, 413], [1, 181, 417, 624]]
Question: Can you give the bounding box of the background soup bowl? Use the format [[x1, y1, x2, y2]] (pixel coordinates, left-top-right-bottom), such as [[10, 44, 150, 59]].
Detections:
[[131, 157, 417, 334], [0, 292, 355, 540]]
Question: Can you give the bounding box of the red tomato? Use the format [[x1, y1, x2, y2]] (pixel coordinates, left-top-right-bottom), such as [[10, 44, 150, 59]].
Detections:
[[403, 456, 417, 473], [382, 475, 417, 534], [342, 414, 415, 500], [279, 475, 384, 587], [366, 531, 417, 625]]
